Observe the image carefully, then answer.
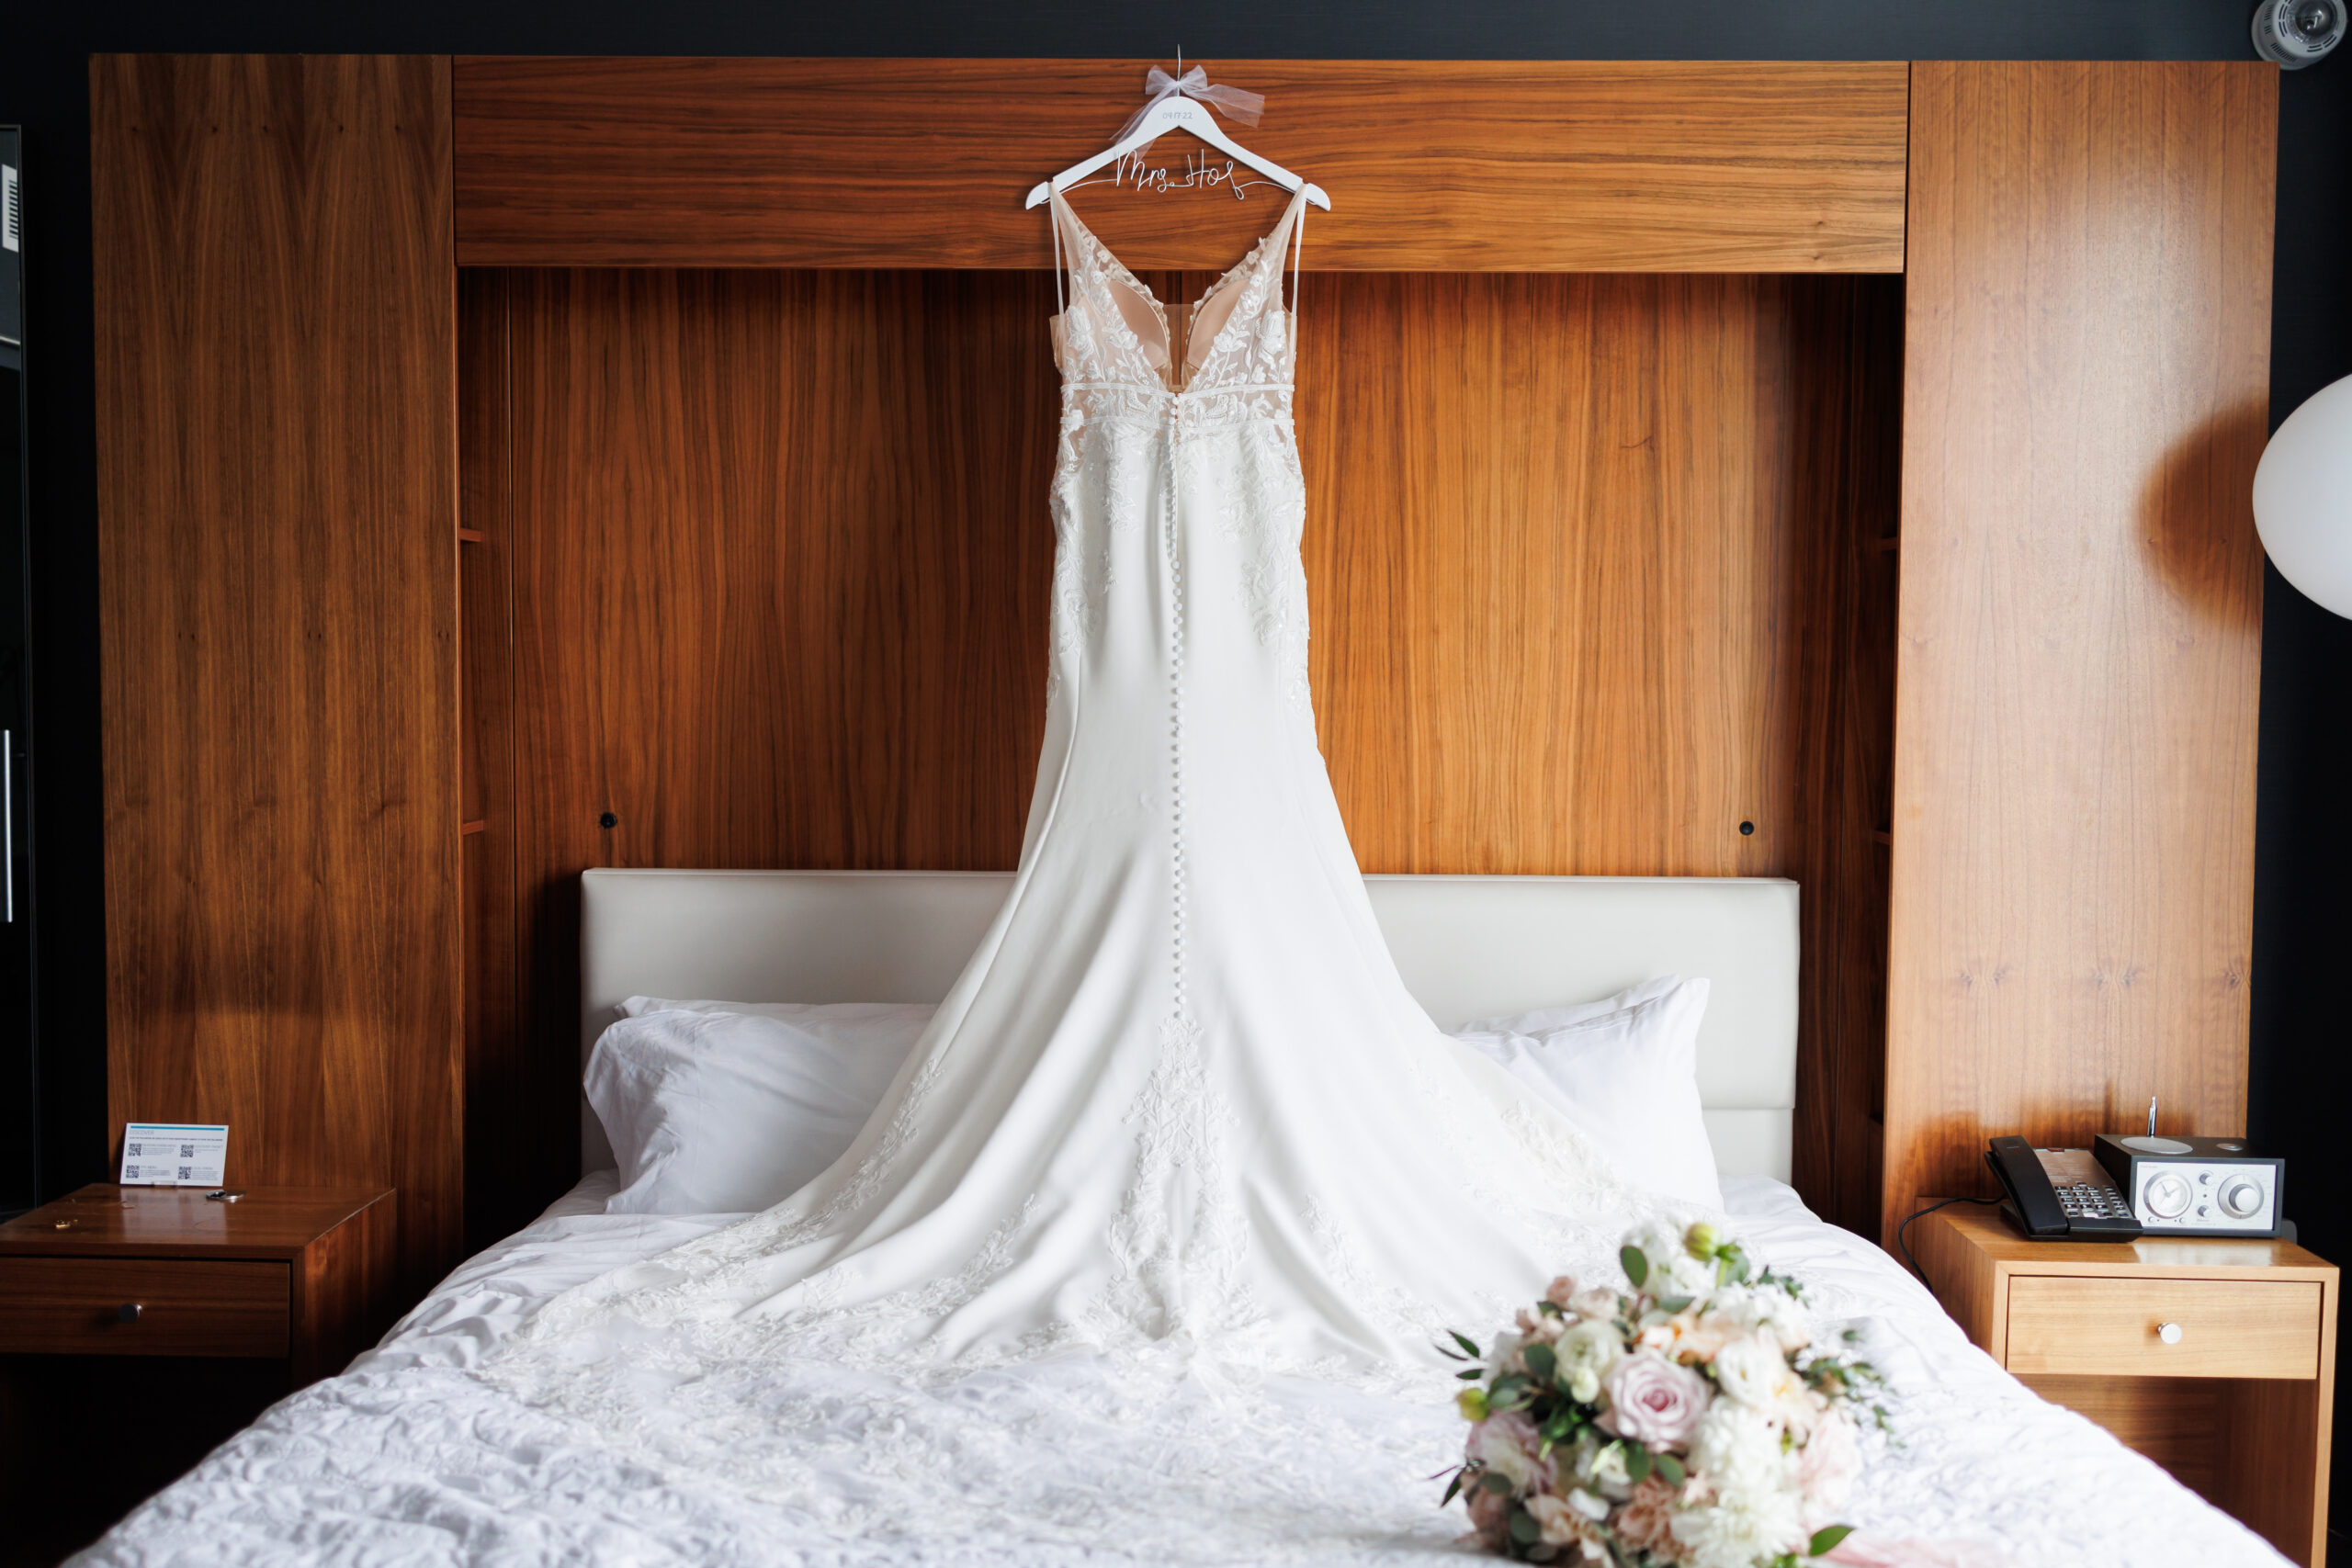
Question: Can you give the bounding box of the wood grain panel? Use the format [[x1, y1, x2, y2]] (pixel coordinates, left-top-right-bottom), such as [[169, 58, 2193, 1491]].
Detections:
[[453, 58, 1908, 273], [1882, 62, 2276, 1246], [92, 55, 464, 1294], [288, 1191, 396, 1384], [2006, 1275, 2321, 1379], [1300, 273, 1805, 879], [481, 268, 1057, 1204], [0, 1258, 289, 1357], [459, 266, 1901, 1228], [0, 1184, 393, 1259]]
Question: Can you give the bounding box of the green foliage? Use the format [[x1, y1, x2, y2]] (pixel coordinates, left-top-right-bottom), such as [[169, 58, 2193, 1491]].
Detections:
[[1808, 1524, 1856, 1558], [1619, 1245, 1648, 1289]]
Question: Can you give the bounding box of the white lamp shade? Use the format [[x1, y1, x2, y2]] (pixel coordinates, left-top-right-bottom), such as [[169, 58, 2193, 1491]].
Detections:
[[2254, 374, 2352, 619]]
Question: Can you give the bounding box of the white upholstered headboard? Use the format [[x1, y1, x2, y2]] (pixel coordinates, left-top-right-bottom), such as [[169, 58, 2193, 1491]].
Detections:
[[578, 870, 1800, 1182]]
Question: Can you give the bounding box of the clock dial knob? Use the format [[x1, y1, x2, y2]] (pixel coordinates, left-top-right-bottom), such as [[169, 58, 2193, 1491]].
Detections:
[[2219, 1179, 2266, 1219], [2143, 1173, 2193, 1219]]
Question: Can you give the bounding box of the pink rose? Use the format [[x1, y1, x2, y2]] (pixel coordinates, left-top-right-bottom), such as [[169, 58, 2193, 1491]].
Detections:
[[1544, 1275, 1580, 1309], [1601, 1350, 1713, 1448], [1469, 1409, 1549, 1494]]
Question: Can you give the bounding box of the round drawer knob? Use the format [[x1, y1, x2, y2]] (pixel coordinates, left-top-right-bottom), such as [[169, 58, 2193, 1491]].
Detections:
[[2156, 1321, 2183, 1346], [117, 1302, 143, 1324]]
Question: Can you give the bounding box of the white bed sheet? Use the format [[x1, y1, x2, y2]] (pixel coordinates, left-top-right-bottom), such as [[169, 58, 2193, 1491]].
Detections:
[[73, 1175, 2288, 1567]]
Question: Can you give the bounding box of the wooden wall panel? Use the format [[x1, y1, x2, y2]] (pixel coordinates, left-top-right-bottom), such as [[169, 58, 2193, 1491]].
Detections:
[[93, 56, 463, 1292], [1883, 62, 2276, 1242], [460, 266, 1899, 1228], [1300, 274, 1805, 878], [453, 58, 1908, 274]]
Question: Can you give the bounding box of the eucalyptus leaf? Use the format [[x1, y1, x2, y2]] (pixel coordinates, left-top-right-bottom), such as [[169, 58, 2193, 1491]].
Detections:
[[1656, 1295, 1693, 1314], [1452, 1330, 1484, 1359], [1509, 1507, 1541, 1545], [1483, 1471, 1516, 1495], [1620, 1245, 1648, 1288], [1809, 1524, 1856, 1558], [1623, 1443, 1653, 1483], [1523, 1343, 1558, 1382], [1458, 1367, 1486, 1381], [1655, 1452, 1687, 1486]]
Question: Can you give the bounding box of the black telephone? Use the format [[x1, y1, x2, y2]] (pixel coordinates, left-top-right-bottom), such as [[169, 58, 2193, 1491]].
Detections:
[[1984, 1135, 2143, 1241]]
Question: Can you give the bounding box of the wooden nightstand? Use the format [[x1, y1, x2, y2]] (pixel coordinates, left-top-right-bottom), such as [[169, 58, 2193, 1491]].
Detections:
[[1915, 1203, 2337, 1567], [0, 1184, 397, 1384], [0, 1186, 396, 1566]]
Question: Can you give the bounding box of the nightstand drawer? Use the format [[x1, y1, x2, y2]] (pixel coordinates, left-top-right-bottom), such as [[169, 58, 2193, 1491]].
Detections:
[[0, 1258, 290, 1357], [2006, 1276, 2321, 1379]]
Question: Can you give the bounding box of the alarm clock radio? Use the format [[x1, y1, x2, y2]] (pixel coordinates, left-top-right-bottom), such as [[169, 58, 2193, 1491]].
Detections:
[[2092, 1133, 2287, 1238]]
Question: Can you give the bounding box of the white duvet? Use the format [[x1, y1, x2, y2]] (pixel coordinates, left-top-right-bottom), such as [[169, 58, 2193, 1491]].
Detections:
[[73, 1176, 2285, 1568]]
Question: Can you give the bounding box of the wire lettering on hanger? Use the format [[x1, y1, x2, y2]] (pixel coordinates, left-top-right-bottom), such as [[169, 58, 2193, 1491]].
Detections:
[[1064, 150, 1280, 202]]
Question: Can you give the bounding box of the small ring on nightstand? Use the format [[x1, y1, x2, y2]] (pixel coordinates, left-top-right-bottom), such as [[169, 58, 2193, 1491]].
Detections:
[[205, 1190, 245, 1202]]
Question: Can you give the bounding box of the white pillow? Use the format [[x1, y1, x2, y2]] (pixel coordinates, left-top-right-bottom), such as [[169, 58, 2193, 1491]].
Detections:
[[587, 999, 936, 1215], [1445, 976, 1722, 1211]]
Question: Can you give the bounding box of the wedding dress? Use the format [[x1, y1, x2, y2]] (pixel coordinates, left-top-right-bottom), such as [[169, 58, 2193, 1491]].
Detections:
[[480, 192, 1661, 1533]]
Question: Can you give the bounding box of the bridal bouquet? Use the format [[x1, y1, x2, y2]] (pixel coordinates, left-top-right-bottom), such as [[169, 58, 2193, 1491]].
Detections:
[[1442, 1221, 1883, 1568]]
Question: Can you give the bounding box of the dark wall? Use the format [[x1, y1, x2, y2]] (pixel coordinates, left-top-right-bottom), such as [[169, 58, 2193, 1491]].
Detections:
[[7, 0, 2346, 1327]]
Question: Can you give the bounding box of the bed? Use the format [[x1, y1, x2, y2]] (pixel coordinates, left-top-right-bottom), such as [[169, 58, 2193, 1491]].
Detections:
[[74, 874, 2286, 1567]]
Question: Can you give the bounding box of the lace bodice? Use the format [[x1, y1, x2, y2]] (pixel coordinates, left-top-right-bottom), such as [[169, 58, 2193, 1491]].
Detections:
[[1043, 189, 1315, 714]]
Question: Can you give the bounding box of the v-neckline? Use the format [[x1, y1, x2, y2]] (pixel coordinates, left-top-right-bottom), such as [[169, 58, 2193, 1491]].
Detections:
[[1053, 187, 1305, 393]]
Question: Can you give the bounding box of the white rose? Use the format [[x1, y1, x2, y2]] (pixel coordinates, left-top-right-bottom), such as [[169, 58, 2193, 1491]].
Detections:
[[1555, 1318, 1623, 1404], [1710, 1335, 1799, 1411], [1668, 1490, 1809, 1568]]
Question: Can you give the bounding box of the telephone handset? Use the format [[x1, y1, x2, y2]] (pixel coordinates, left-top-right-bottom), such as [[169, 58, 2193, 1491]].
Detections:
[[1984, 1135, 2143, 1242]]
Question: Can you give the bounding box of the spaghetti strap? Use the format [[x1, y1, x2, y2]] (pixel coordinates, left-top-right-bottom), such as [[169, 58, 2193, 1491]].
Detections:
[[1289, 198, 1306, 318], [1050, 192, 1066, 315]]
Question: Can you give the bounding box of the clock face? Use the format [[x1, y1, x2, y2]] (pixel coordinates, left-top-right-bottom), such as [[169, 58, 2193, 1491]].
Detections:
[[2142, 1173, 2193, 1220]]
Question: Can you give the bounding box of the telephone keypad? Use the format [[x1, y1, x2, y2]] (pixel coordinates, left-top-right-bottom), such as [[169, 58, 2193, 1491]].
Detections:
[[2056, 1180, 2132, 1221]]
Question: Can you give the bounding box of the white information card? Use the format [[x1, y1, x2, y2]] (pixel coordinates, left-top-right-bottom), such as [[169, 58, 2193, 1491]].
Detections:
[[120, 1123, 230, 1187]]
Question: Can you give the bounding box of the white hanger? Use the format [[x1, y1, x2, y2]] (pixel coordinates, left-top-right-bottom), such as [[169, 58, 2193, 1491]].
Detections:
[[1024, 56, 1330, 211]]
